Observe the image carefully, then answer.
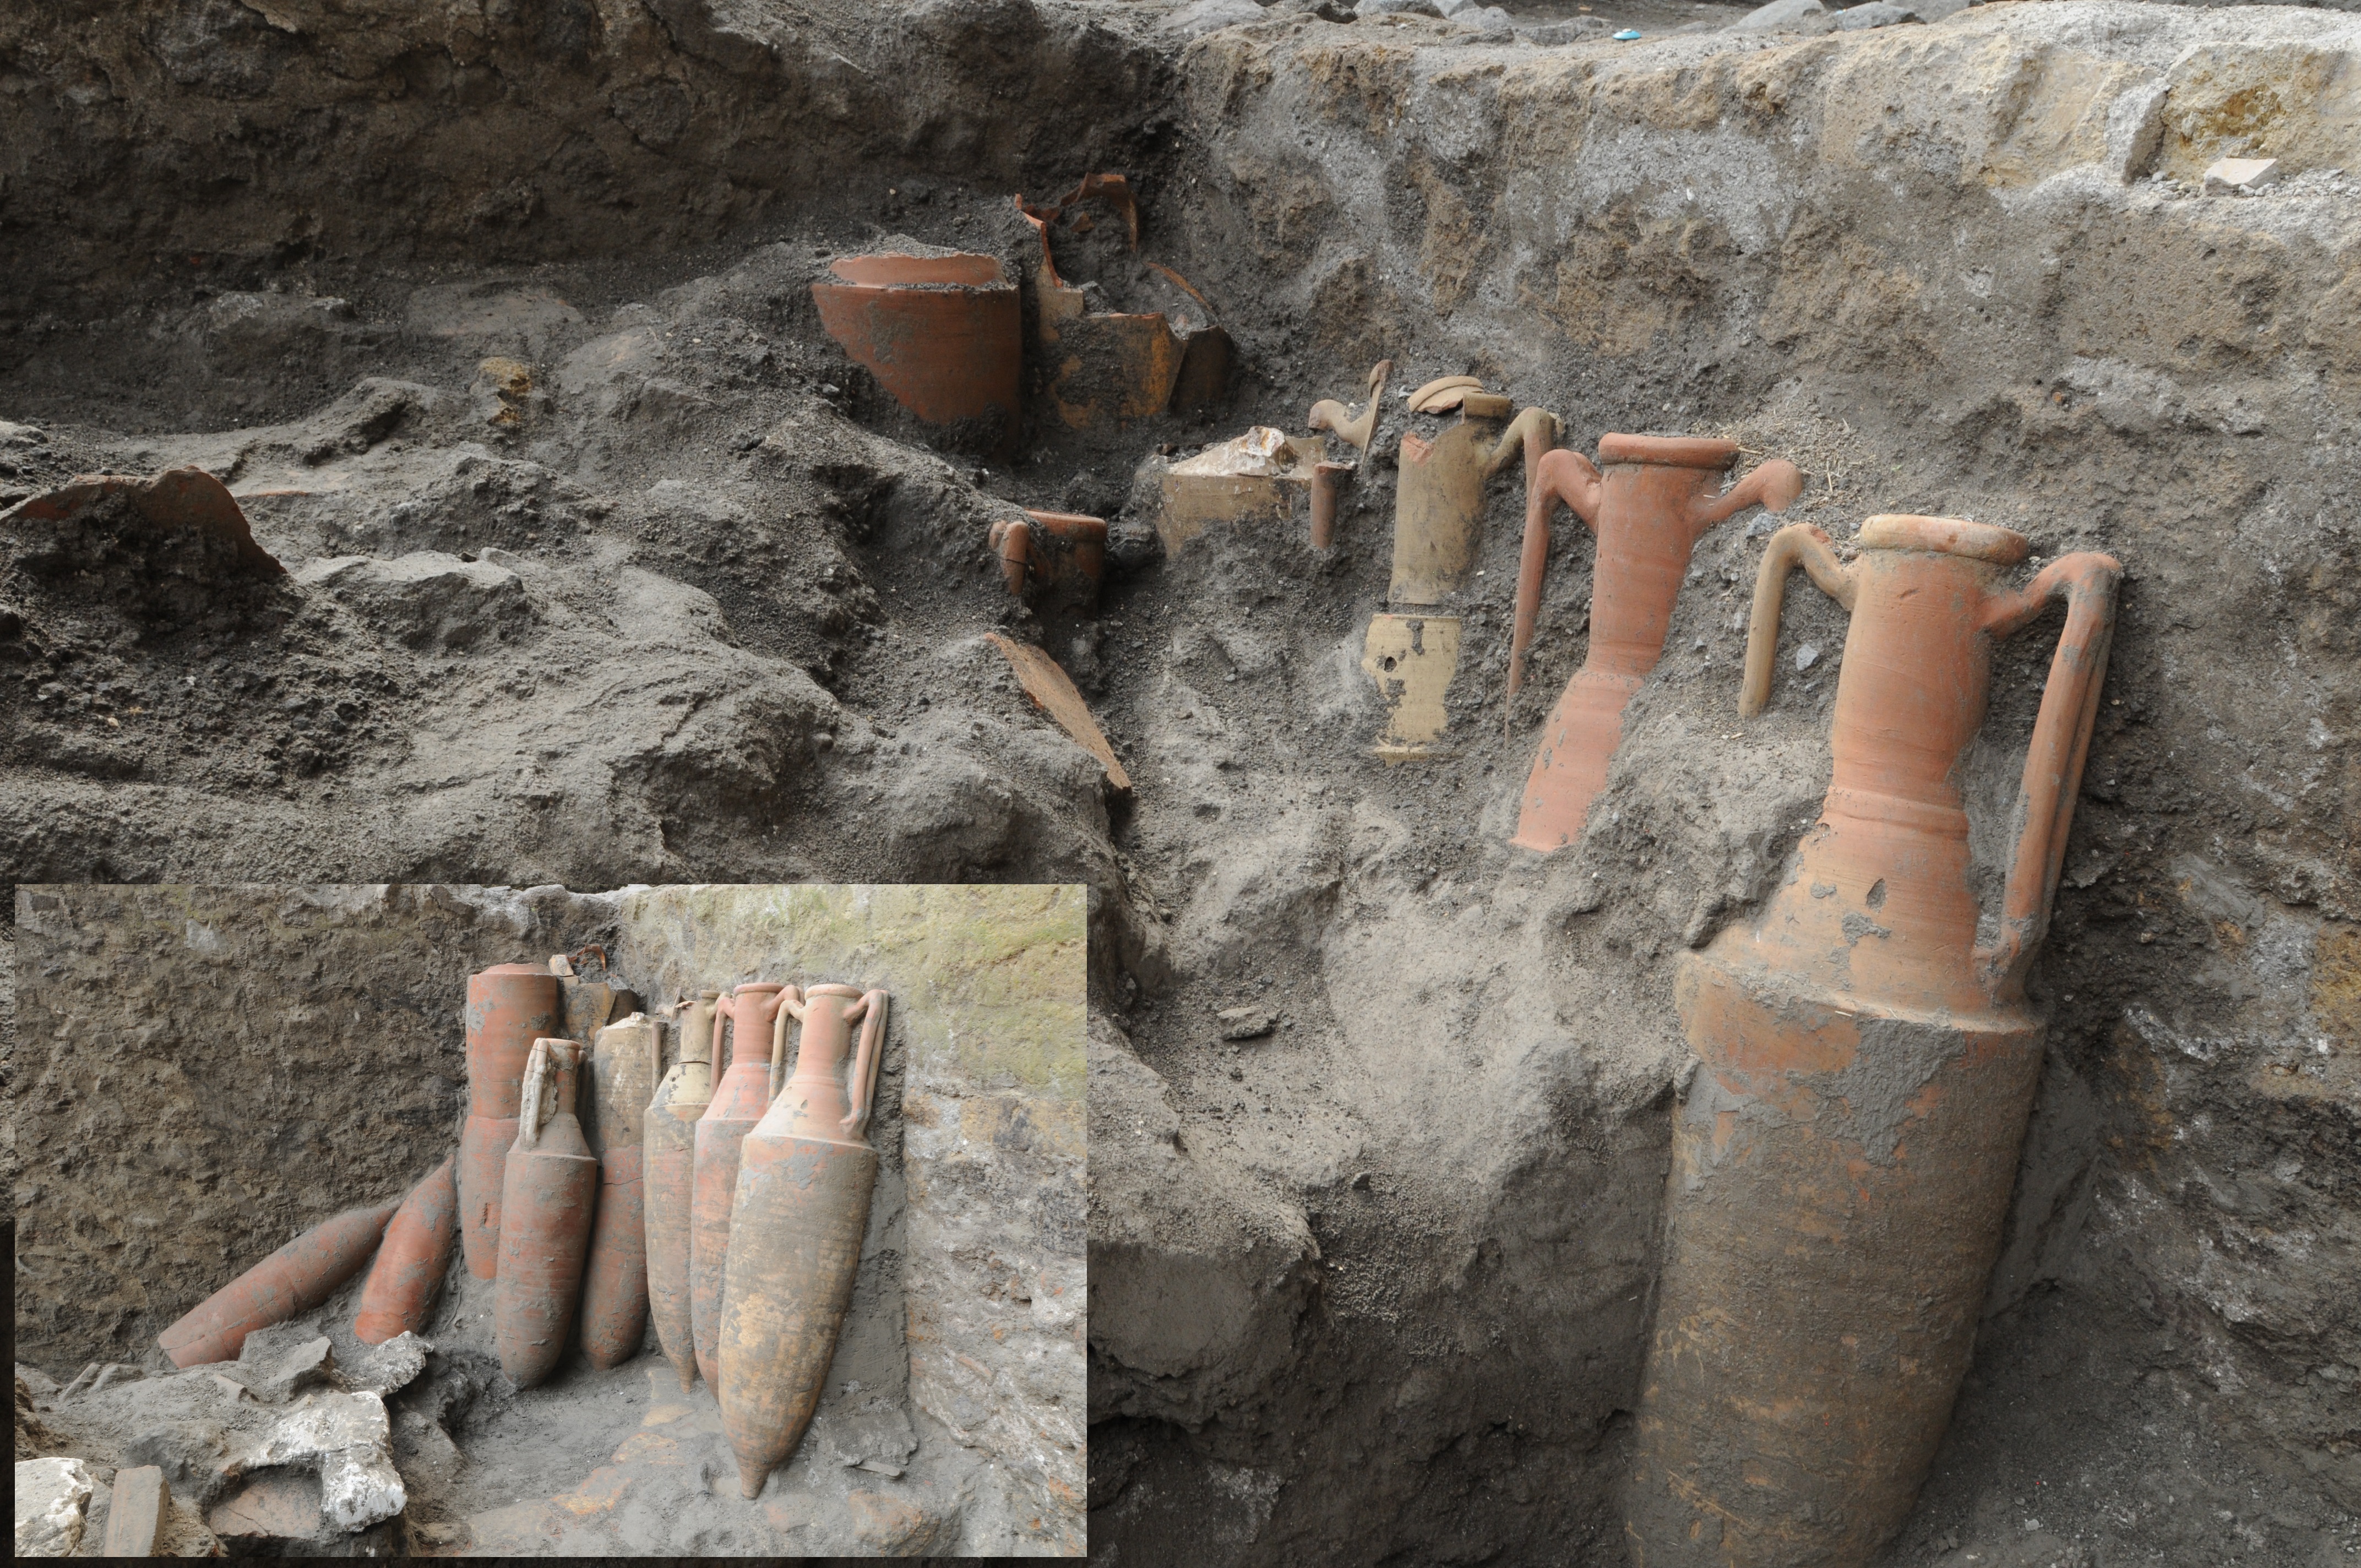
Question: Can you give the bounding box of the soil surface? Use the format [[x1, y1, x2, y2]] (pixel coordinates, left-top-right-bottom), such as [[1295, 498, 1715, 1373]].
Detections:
[[4, 1, 2359, 1564]]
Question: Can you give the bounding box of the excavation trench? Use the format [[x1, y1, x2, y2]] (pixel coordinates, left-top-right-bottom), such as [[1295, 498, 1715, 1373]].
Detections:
[[5, 1, 2359, 1564]]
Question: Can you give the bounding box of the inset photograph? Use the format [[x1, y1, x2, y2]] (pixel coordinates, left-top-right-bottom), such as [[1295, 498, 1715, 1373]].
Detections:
[[10, 883, 1082, 1558]]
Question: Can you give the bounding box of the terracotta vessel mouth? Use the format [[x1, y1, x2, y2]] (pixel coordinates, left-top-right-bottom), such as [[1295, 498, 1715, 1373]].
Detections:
[[1597, 433, 1738, 471], [802, 982, 864, 999], [824, 252, 1009, 291], [1858, 513, 2028, 563]]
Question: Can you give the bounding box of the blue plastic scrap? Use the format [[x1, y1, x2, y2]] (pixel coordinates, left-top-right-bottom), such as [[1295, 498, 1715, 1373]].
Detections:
[[1613, 26, 1641, 38]]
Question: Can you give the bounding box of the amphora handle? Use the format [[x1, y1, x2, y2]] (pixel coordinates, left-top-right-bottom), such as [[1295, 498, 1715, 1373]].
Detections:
[[843, 990, 889, 1136], [1739, 523, 1859, 717], [768, 985, 808, 1102], [518, 1038, 583, 1147], [1974, 551, 2122, 988]]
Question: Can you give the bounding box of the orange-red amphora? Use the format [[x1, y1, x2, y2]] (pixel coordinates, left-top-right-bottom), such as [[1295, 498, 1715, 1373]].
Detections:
[[1627, 515, 2121, 1567]]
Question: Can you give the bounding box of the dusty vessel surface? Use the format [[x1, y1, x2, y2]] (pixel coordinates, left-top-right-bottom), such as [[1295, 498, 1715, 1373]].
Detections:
[[494, 1036, 601, 1389], [1630, 516, 2121, 1566], [689, 981, 793, 1389], [718, 983, 890, 1499], [158, 1200, 398, 1368], [810, 251, 1022, 451], [645, 989, 717, 1390], [1510, 434, 1804, 852], [578, 1012, 661, 1369], [352, 1153, 459, 1344], [460, 964, 563, 1283]]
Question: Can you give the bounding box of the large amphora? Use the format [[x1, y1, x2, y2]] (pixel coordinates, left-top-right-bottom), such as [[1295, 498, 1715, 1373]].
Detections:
[[459, 963, 562, 1281], [690, 982, 792, 1389], [718, 984, 888, 1499], [645, 991, 717, 1389], [494, 1037, 599, 1389], [1627, 515, 2120, 1567]]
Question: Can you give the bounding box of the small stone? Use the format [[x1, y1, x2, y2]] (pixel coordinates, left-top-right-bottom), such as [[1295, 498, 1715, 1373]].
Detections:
[[1358, 0, 1443, 14], [1794, 644, 1821, 672], [15, 1456, 98, 1556], [1835, 1, 1918, 27], [2203, 156, 2280, 195], [1728, 0, 1832, 31], [1217, 1005, 1276, 1041], [349, 1332, 430, 1398], [255, 1337, 339, 1403]]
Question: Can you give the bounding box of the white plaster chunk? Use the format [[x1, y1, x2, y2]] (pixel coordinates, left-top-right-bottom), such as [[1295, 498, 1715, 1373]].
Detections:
[[350, 1332, 432, 1397], [247, 1391, 407, 1532], [14, 1457, 99, 1557]]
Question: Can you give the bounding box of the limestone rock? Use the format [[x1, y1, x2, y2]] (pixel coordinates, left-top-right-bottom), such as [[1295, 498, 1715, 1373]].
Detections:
[[253, 1336, 339, 1403], [246, 1391, 406, 1532], [1358, 0, 1442, 15], [1217, 1005, 1276, 1040], [14, 1456, 98, 1556], [1836, 1, 1918, 27], [1729, 0, 1832, 32], [349, 1332, 431, 1398], [294, 552, 529, 651]]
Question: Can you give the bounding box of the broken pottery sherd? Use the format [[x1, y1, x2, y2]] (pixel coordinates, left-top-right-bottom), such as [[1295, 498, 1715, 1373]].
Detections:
[[719, 985, 889, 1499], [1308, 359, 1392, 456], [2, 467, 285, 580], [494, 1037, 600, 1389], [986, 633, 1133, 790], [646, 992, 718, 1391], [102, 1464, 170, 1558], [1156, 427, 1319, 558], [1361, 613, 1462, 762], [1018, 174, 1233, 428], [691, 986, 793, 1390], [988, 509, 1108, 609], [810, 252, 1021, 453], [1631, 516, 2121, 1568], [1509, 432, 1804, 853]]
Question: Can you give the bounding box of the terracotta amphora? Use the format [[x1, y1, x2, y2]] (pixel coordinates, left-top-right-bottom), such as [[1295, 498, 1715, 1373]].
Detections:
[[459, 963, 562, 1281], [718, 984, 889, 1499], [494, 1037, 600, 1389], [810, 252, 1022, 453], [1388, 390, 1518, 605], [578, 1014, 661, 1370], [160, 1201, 397, 1368], [690, 982, 794, 1390], [1508, 433, 1803, 853], [645, 991, 717, 1390], [1627, 516, 2121, 1568], [352, 1154, 459, 1345]]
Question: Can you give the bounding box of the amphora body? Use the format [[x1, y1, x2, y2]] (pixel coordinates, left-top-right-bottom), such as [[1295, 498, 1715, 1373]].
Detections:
[[719, 984, 889, 1498], [1628, 516, 2121, 1567], [1509, 434, 1801, 852], [353, 1154, 458, 1344], [690, 983, 792, 1389], [494, 1038, 600, 1388], [459, 963, 561, 1281], [161, 1201, 396, 1367], [579, 1014, 661, 1369], [645, 992, 717, 1389]]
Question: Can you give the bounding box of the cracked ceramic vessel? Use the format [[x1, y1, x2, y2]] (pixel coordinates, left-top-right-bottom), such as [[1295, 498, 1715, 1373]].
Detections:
[[719, 984, 888, 1499], [810, 252, 1021, 452], [579, 1014, 661, 1370], [352, 1154, 458, 1344], [495, 1037, 599, 1388], [1628, 516, 2121, 1568], [690, 982, 792, 1389], [160, 1201, 397, 1368], [1388, 391, 1516, 605], [645, 990, 717, 1389], [987, 509, 1107, 608], [459, 963, 562, 1281], [1509, 433, 1803, 853]]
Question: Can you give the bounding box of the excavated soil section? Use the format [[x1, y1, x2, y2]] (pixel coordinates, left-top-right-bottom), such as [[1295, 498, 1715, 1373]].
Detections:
[[5, 1, 2359, 1564]]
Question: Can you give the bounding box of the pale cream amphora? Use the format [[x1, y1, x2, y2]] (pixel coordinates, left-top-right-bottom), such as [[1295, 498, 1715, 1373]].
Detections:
[[1627, 515, 2121, 1568]]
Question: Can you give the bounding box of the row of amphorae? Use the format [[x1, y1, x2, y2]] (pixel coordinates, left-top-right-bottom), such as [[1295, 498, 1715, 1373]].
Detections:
[[157, 963, 888, 1500]]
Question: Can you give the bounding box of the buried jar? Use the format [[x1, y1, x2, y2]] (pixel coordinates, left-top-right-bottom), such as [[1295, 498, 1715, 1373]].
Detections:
[[1628, 515, 2121, 1568]]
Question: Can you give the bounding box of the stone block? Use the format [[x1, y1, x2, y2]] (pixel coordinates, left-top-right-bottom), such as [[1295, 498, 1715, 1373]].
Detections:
[[2204, 156, 2281, 194], [14, 1456, 97, 1556]]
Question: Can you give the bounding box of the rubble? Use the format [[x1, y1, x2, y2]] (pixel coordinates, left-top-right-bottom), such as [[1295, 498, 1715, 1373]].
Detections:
[[244, 1390, 407, 1532]]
